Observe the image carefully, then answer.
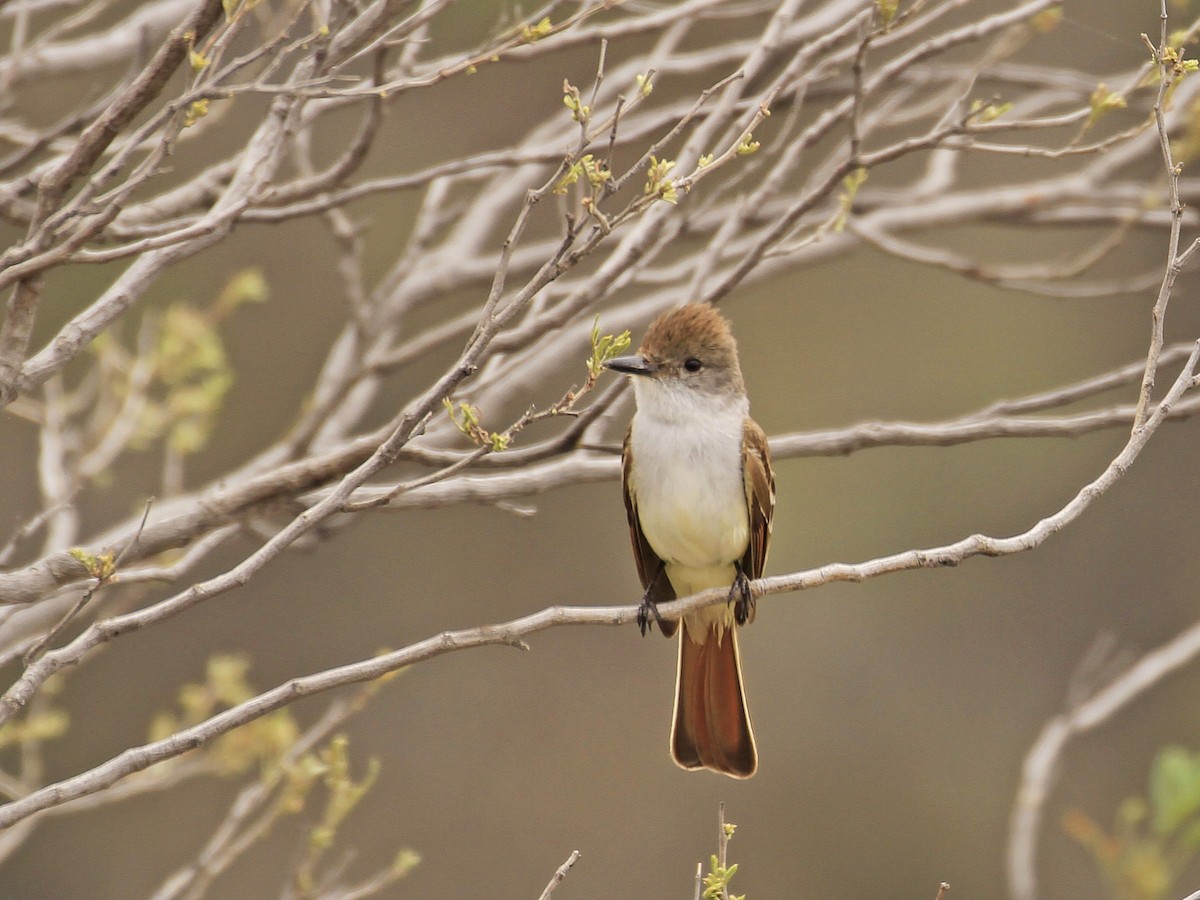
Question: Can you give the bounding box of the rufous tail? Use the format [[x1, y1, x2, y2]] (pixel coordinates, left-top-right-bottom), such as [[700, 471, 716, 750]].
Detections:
[[670, 622, 757, 779]]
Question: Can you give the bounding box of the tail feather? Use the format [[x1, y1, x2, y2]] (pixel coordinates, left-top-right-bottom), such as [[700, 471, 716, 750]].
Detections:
[[670, 622, 757, 778]]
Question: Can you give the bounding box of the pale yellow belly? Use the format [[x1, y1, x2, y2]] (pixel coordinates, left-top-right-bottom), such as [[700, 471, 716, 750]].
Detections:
[[638, 498, 748, 579], [630, 418, 750, 638]]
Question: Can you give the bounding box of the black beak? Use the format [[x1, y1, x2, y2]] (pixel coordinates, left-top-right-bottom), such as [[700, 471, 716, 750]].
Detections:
[[604, 354, 656, 376]]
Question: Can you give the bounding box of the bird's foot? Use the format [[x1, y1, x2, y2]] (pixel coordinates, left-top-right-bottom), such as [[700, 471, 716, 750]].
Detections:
[[637, 596, 666, 637], [729, 568, 755, 626]]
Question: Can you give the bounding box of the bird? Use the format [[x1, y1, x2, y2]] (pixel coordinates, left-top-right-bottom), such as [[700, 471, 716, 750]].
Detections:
[[604, 303, 774, 779]]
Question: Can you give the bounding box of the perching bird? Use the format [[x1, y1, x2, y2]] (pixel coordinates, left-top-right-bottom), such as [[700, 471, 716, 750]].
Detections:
[[605, 304, 774, 779]]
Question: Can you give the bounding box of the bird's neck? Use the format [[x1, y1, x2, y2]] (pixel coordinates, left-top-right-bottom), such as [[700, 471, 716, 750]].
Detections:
[[631, 379, 749, 428]]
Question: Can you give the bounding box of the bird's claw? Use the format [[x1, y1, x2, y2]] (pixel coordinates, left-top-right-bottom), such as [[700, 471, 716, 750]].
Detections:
[[729, 569, 755, 626], [637, 597, 666, 637]]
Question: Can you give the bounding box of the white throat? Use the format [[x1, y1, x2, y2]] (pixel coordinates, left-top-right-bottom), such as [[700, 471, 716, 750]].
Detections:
[[630, 377, 747, 427]]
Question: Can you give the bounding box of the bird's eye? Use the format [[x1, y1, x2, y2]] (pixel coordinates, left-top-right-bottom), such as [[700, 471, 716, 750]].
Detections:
[[683, 358, 703, 373]]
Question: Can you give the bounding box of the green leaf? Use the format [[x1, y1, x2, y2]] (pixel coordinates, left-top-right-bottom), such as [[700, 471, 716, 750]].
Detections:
[[876, 0, 899, 27], [736, 133, 760, 156], [0, 710, 69, 749], [151, 303, 235, 455], [587, 317, 631, 378], [1085, 83, 1127, 131], [833, 167, 869, 232], [68, 547, 98, 572], [644, 156, 679, 202], [520, 16, 553, 43], [1151, 747, 1200, 836], [68, 547, 115, 580], [554, 159, 585, 195], [970, 100, 1012, 123], [214, 268, 268, 318]]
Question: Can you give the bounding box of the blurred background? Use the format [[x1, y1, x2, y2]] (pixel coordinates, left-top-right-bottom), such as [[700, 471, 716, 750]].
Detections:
[[3, 1, 1200, 898]]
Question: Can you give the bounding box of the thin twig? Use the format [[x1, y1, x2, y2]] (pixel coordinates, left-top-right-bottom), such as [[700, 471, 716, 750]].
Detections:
[[22, 496, 153, 665], [1133, 2, 1184, 431], [535, 850, 581, 900]]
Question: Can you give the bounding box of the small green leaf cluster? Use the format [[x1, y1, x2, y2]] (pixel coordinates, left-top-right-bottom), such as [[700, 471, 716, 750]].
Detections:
[[285, 734, 421, 896], [443, 398, 509, 451], [1162, 45, 1200, 77], [0, 708, 68, 750], [635, 73, 654, 97], [148, 654, 299, 776], [0, 676, 69, 751], [833, 167, 868, 232], [736, 133, 760, 156], [644, 156, 678, 204], [311, 736, 379, 851], [554, 154, 611, 195], [282, 730, 416, 894], [702, 856, 742, 900], [521, 16, 553, 43], [700, 818, 745, 900], [183, 99, 210, 128], [214, 267, 268, 316], [1086, 83, 1127, 131], [111, 267, 266, 456], [968, 98, 1013, 123], [68, 546, 117, 581], [562, 80, 591, 123], [587, 316, 632, 379], [188, 46, 210, 72], [1152, 748, 1200, 846], [875, 0, 900, 28], [142, 305, 234, 454], [1065, 746, 1200, 900], [34, 649, 412, 893]]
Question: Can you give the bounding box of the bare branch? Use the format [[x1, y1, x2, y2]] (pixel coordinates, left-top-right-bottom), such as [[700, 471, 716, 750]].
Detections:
[[535, 850, 581, 900], [2, 339, 1195, 829]]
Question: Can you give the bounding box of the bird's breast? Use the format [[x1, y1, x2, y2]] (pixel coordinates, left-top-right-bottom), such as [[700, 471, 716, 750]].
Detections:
[[629, 411, 749, 592]]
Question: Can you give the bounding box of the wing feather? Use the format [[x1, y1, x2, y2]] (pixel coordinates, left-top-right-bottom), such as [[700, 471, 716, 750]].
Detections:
[[740, 418, 775, 598]]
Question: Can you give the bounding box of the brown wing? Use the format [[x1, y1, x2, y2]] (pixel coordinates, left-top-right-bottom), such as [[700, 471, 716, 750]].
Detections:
[[740, 417, 775, 591], [622, 428, 678, 637]]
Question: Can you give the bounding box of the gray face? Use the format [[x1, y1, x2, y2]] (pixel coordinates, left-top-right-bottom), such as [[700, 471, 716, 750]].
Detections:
[[642, 351, 744, 399]]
